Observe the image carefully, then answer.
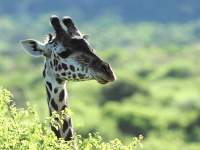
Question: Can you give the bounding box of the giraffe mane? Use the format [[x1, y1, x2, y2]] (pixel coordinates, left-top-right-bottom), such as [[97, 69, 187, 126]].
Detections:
[[45, 33, 54, 43]]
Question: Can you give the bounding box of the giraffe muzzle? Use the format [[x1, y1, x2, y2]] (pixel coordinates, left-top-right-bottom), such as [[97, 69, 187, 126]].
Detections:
[[96, 65, 116, 84]]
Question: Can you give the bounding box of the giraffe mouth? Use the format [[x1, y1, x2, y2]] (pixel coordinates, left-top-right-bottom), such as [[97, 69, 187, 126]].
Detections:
[[96, 77, 110, 85]]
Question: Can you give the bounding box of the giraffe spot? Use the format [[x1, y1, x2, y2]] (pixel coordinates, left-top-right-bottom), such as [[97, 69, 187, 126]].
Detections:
[[56, 78, 64, 84], [58, 64, 62, 71], [61, 105, 68, 111], [70, 65, 75, 72], [62, 119, 69, 133], [51, 126, 61, 139], [62, 63, 68, 70], [43, 63, 47, 77], [78, 73, 85, 79], [43, 70, 46, 78], [68, 72, 71, 75], [54, 88, 58, 94], [65, 128, 73, 141], [46, 87, 51, 101], [54, 59, 58, 66], [51, 98, 58, 111], [59, 89, 65, 102], [46, 81, 52, 91], [72, 74, 76, 79], [61, 72, 66, 76]]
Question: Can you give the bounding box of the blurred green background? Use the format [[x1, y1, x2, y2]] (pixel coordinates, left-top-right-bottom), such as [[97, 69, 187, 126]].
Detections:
[[1, 0, 200, 149]]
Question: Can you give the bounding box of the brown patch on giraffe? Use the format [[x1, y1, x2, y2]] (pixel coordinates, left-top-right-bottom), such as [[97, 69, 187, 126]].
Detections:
[[46, 81, 52, 91], [54, 59, 58, 66], [72, 74, 76, 79], [65, 128, 73, 141], [58, 64, 62, 70], [61, 72, 66, 76], [51, 126, 61, 139], [69, 65, 75, 72], [51, 98, 58, 111], [50, 61, 53, 68], [59, 89, 65, 102], [56, 78, 64, 84], [62, 63, 68, 70], [45, 87, 51, 101], [43, 64, 47, 77], [54, 88, 58, 94], [78, 73, 85, 79], [62, 119, 69, 133], [43, 70, 46, 78]]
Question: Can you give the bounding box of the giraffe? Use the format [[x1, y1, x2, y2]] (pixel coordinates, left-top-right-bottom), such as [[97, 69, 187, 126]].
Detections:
[[20, 15, 116, 141]]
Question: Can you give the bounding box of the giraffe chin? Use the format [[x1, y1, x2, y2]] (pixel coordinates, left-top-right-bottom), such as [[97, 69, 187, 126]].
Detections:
[[96, 77, 110, 85]]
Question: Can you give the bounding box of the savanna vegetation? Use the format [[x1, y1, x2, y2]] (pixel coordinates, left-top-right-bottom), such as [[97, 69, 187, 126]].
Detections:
[[0, 87, 143, 149], [1, 1, 200, 149]]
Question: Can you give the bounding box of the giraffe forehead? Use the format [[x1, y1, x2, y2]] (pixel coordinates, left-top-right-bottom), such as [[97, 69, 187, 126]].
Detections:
[[47, 37, 94, 54], [49, 43, 65, 52]]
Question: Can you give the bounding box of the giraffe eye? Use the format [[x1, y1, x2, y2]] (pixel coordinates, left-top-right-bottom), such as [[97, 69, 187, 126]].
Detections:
[[58, 49, 72, 58]]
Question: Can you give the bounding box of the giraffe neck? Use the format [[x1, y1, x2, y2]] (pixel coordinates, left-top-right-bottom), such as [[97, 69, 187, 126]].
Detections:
[[43, 59, 74, 141]]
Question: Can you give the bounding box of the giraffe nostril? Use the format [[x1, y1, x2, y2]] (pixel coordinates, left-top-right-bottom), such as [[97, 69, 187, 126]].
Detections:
[[100, 64, 108, 72]]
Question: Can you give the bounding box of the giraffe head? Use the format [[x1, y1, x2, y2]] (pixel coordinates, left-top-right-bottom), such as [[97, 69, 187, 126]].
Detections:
[[20, 15, 116, 85]]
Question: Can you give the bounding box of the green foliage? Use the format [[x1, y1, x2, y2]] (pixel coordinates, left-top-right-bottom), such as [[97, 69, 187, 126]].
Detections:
[[102, 79, 149, 102], [0, 87, 142, 149]]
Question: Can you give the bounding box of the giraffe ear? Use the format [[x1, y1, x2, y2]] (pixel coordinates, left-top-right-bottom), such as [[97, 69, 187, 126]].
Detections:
[[83, 34, 91, 41], [20, 39, 51, 57]]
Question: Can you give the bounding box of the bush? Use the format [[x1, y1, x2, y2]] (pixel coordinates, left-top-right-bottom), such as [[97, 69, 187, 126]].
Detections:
[[164, 67, 192, 78], [0, 87, 143, 150], [101, 80, 149, 103]]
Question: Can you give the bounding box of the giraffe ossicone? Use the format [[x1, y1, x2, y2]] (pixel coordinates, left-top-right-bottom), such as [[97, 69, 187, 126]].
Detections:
[[20, 15, 116, 141]]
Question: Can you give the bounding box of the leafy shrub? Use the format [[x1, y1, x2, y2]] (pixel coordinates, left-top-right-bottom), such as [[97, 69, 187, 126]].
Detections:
[[0, 87, 143, 150], [164, 67, 192, 78], [137, 69, 153, 78], [101, 80, 149, 102]]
